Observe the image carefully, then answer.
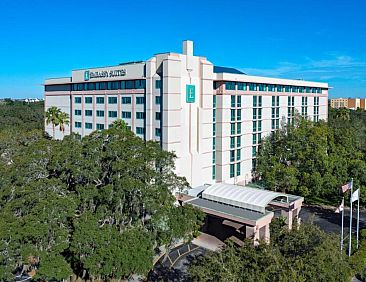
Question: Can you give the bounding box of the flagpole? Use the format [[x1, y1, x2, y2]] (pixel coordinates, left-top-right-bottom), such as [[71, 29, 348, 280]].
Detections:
[[357, 193, 360, 249], [341, 197, 344, 252], [348, 178, 353, 256]]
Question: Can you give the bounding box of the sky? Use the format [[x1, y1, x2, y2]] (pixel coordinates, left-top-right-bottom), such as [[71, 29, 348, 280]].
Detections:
[[0, 0, 365, 99]]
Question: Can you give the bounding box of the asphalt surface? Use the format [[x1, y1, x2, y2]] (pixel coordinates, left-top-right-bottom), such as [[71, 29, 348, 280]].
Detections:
[[149, 205, 366, 281]]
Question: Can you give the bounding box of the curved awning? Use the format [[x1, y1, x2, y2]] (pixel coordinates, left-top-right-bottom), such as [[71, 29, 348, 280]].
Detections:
[[202, 183, 289, 214]]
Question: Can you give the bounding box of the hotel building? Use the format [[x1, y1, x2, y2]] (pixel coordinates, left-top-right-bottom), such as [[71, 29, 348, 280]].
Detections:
[[44, 40, 329, 188]]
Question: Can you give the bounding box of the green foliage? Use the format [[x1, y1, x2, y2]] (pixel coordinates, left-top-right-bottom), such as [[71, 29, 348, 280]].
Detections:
[[255, 110, 366, 206], [0, 119, 203, 280], [189, 221, 352, 282], [0, 100, 44, 132]]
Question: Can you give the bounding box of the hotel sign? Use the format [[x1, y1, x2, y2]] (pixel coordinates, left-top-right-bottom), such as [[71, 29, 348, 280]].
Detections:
[[84, 69, 126, 81], [186, 84, 195, 103]]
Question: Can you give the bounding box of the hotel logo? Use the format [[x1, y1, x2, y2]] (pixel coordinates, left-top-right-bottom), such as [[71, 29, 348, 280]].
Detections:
[[84, 71, 90, 81]]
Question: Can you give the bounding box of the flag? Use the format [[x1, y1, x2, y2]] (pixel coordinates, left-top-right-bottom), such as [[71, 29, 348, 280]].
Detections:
[[335, 198, 344, 213], [351, 189, 360, 203], [341, 181, 352, 193]]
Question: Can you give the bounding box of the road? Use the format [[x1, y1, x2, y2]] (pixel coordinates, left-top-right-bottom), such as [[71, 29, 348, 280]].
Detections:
[[148, 205, 366, 281]]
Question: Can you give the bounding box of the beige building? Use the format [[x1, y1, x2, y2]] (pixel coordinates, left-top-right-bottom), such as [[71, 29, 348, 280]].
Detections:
[[44, 40, 329, 188], [330, 98, 366, 109]]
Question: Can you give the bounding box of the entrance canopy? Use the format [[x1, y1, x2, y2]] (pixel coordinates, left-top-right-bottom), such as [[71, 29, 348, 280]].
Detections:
[[202, 183, 290, 214]]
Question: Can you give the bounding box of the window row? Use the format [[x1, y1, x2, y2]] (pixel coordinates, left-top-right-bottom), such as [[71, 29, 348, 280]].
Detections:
[[74, 110, 159, 120], [220, 82, 323, 94], [71, 79, 146, 91], [74, 96, 146, 105], [230, 163, 241, 178]]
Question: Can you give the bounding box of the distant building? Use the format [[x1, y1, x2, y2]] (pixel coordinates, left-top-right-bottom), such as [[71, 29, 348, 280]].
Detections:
[[330, 98, 366, 110], [44, 40, 329, 187]]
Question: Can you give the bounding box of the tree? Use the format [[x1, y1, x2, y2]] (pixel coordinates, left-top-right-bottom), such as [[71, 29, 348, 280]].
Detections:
[[0, 119, 203, 280], [45, 106, 61, 138], [58, 111, 70, 135], [189, 221, 352, 282]]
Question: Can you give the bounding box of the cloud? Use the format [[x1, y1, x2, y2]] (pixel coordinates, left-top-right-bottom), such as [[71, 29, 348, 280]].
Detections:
[[240, 54, 366, 84]]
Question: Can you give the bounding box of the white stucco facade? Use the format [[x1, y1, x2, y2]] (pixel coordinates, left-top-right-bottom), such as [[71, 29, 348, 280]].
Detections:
[[44, 40, 329, 187]]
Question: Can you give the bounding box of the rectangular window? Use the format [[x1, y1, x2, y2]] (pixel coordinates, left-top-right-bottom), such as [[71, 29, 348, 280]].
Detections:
[[276, 107, 279, 118], [155, 128, 161, 137], [230, 164, 235, 178], [272, 96, 276, 107], [212, 152, 216, 164], [258, 96, 262, 107], [231, 95, 236, 108], [96, 97, 105, 104], [317, 88, 322, 94], [257, 108, 262, 119], [237, 109, 241, 121], [237, 95, 241, 107], [99, 82, 106, 90], [136, 97, 145, 104], [120, 81, 126, 89], [230, 150, 235, 162], [292, 86, 298, 93], [135, 80, 146, 89], [253, 108, 257, 120], [249, 83, 257, 91], [121, 97, 132, 104], [252, 146, 257, 157], [230, 137, 235, 149], [75, 97, 81, 104], [111, 81, 120, 90], [271, 108, 275, 119], [136, 127, 145, 135], [285, 86, 290, 92], [213, 109, 216, 122], [306, 87, 311, 93], [155, 96, 161, 105], [258, 120, 262, 131], [85, 122, 93, 129], [108, 96, 117, 104], [258, 133, 262, 143], [213, 124, 216, 136], [85, 110, 92, 116], [231, 109, 235, 121], [96, 124, 105, 130], [258, 84, 266, 91], [277, 85, 283, 92], [225, 81, 236, 90], [96, 110, 104, 117], [236, 149, 241, 161], [237, 136, 241, 147], [299, 87, 305, 93], [108, 111, 117, 118], [212, 165, 216, 180], [268, 84, 275, 92], [75, 109, 81, 116], [85, 97, 93, 104], [136, 112, 145, 119], [237, 122, 241, 134], [271, 119, 275, 130], [155, 80, 161, 89], [237, 82, 247, 91], [236, 163, 241, 176], [75, 121, 81, 128], [155, 112, 161, 120], [213, 138, 216, 150], [213, 95, 217, 108], [126, 80, 135, 89], [122, 111, 131, 119], [230, 123, 235, 135], [253, 96, 257, 107], [253, 121, 257, 132], [252, 134, 257, 145]]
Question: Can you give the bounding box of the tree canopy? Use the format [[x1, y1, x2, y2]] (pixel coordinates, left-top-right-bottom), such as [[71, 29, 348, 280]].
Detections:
[[189, 220, 352, 282], [255, 109, 366, 206], [0, 119, 203, 281]]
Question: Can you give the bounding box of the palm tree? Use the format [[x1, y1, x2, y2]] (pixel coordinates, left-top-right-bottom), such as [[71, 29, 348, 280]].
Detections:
[[58, 111, 70, 136], [45, 106, 61, 139]]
